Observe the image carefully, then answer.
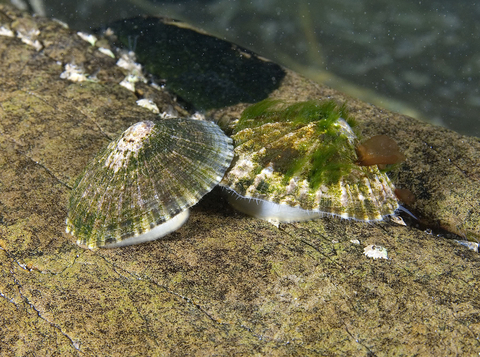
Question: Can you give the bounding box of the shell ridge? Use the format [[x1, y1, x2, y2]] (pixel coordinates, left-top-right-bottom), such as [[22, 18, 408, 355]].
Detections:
[[146, 123, 198, 214], [73, 146, 129, 246], [68, 119, 234, 248]]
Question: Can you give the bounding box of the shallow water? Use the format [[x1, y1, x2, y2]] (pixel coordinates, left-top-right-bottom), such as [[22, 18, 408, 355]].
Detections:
[[33, 0, 480, 137]]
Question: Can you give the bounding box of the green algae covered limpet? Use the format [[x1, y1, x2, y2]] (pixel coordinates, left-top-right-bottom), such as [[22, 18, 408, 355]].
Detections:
[[220, 99, 399, 222], [66, 119, 233, 249]]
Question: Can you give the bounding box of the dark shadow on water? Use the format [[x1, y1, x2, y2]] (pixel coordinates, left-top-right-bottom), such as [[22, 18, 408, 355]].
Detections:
[[100, 16, 286, 111]]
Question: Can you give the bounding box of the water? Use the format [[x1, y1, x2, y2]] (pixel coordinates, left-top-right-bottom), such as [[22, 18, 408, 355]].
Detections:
[[31, 0, 480, 137]]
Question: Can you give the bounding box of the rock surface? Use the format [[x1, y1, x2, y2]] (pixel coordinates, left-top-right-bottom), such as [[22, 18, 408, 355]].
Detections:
[[0, 5, 479, 356]]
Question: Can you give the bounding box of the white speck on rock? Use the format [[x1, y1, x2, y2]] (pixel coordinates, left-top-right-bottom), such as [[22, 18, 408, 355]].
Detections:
[[119, 75, 138, 92], [97, 47, 115, 58], [267, 218, 280, 227], [0, 26, 14, 37], [190, 112, 206, 121], [136, 99, 160, 114], [104, 27, 115, 37], [16, 29, 42, 51], [116, 52, 143, 74], [150, 82, 163, 90], [456, 240, 479, 253], [159, 105, 179, 119], [116, 51, 147, 92], [390, 215, 407, 226], [364, 244, 388, 259], [52, 18, 69, 28]]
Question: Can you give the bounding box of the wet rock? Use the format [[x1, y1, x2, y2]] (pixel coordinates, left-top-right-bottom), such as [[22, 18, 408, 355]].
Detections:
[[0, 4, 479, 355]]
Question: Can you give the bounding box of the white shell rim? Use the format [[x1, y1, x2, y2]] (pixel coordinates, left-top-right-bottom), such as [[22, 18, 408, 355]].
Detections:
[[79, 209, 190, 249], [223, 188, 395, 222]]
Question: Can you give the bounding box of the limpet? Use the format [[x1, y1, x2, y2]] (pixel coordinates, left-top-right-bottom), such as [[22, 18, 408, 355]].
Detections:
[[67, 99, 403, 248], [220, 100, 400, 222], [66, 119, 233, 249]]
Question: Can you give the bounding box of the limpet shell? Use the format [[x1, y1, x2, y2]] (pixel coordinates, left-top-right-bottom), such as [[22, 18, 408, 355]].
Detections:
[[66, 119, 233, 249], [220, 100, 399, 222]]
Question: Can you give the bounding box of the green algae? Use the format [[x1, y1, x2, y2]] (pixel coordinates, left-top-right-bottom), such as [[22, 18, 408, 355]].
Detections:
[[235, 99, 358, 189], [237, 99, 355, 132]]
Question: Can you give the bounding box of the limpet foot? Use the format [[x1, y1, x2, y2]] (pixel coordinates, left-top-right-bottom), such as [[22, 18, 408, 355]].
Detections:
[[99, 210, 190, 248], [224, 189, 326, 222]]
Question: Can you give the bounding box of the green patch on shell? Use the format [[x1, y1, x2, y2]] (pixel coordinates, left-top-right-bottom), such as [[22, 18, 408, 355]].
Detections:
[[221, 100, 398, 221], [237, 99, 355, 132], [234, 99, 358, 188]]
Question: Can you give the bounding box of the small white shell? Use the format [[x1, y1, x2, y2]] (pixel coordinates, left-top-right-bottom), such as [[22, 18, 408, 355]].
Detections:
[[364, 245, 388, 260]]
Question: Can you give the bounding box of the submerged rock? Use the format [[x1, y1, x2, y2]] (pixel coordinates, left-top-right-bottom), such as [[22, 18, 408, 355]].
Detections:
[[0, 4, 479, 355]]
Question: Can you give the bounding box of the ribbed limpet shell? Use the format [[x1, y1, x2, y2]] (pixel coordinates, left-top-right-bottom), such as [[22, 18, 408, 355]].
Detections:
[[220, 100, 399, 222], [66, 119, 233, 249]]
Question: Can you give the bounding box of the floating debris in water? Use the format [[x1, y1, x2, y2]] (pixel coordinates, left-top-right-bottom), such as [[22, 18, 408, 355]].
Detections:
[[356, 135, 406, 167], [220, 99, 399, 222], [67, 119, 233, 249]]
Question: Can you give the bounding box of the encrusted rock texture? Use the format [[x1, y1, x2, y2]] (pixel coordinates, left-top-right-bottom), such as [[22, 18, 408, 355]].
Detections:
[[0, 4, 479, 356]]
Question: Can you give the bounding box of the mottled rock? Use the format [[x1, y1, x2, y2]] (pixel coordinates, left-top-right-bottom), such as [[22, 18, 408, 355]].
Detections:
[[0, 4, 479, 356]]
